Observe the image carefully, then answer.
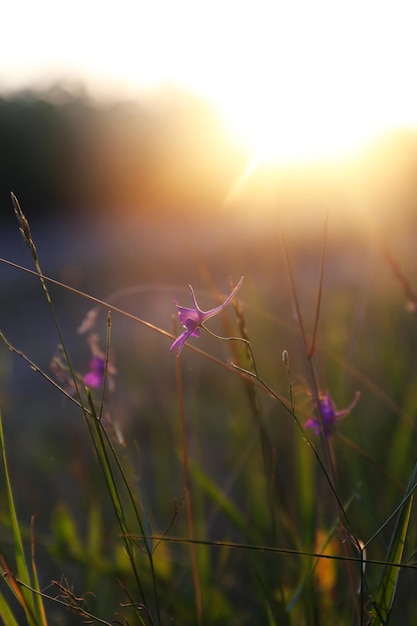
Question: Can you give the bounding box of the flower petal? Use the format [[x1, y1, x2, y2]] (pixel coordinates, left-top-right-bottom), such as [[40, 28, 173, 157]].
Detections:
[[169, 329, 195, 356], [175, 304, 203, 330], [304, 390, 360, 437], [335, 391, 361, 419], [200, 276, 244, 322], [83, 371, 103, 389], [170, 277, 244, 356]]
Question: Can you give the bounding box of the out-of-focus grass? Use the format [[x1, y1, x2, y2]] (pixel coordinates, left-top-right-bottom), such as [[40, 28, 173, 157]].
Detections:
[[1, 199, 417, 624]]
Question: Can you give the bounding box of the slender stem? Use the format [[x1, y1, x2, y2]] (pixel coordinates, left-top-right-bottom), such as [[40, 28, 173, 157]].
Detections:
[[174, 325, 203, 624], [277, 211, 362, 621], [0, 256, 170, 341], [200, 325, 353, 528], [308, 210, 328, 359], [86, 395, 149, 619], [9, 197, 154, 622]]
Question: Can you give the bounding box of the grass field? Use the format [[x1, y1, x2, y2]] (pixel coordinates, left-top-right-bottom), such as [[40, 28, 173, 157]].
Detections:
[[1, 193, 417, 625]]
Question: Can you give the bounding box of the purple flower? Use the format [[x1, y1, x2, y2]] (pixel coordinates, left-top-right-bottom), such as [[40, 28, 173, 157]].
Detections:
[[83, 356, 106, 389], [170, 277, 244, 356], [82, 333, 117, 391], [304, 390, 360, 436]]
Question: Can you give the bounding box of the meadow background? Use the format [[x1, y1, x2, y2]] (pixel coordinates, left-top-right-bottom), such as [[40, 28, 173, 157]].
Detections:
[[1, 87, 417, 624]]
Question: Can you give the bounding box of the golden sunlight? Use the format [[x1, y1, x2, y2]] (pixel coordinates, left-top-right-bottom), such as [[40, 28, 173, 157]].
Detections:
[[218, 96, 372, 166], [1, 0, 416, 169], [196, 1, 417, 167]]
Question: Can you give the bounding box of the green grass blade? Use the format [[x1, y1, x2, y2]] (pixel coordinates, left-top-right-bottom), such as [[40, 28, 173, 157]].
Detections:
[[85, 394, 151, 624], [371, 459, 417, 624], [190, 461, 247, 532], [0, 586, 20, 626], [287, 491, 356, 613], [29, 518, 48, 626], [0, 412, 38, 625]]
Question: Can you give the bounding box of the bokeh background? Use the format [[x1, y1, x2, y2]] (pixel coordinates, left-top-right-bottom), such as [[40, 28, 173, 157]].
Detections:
[[2, 1, 417, 623]]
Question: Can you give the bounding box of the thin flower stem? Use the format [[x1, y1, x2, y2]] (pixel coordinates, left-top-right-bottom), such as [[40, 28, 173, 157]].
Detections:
[[282, 350, 296, 414], [9, 197, 86, 415], [9, 577, 117, 626], [86, 394, 149, 619], [97, 310, 112, 421], [363, 477, 417, 551], [97, 314, 162, 625], [308, 210, 328, 359], [133, 535, 417, 570], [277, 213, 334, 470], [174, 321, 203, 625], [277, 212, 362, 621], [0, 256, 293, 402], [98, 418, 162, 625], [9, 198, 154, 622], [0, 256, 170, 341], [0, 331, 89, 411], [381, 238, 417, 308], [213, 333, 356, 548], [200, 328, 346, 521], [201, 325, 260, 378], [227, 359, 353, 527]]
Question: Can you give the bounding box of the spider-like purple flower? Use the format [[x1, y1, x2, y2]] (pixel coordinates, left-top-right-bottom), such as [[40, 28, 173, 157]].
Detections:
[[170, 277, 244, 356], [304, 390, 360, 437]]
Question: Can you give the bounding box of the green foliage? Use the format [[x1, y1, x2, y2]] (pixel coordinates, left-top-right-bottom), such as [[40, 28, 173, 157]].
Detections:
[[0, 411, 47, 626], [2, 197, 417, 624], [370, 460, 417, 624]]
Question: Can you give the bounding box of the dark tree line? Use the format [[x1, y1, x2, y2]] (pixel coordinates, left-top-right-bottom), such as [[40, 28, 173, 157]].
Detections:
[[2, 84, 417, 230], [0, 85, 247, 222]]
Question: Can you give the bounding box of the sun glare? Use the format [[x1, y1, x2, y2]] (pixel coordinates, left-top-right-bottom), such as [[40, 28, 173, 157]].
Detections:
[[1, 0, 417, 169], [188, 1, 417, 168], [217, 96, 376, 167], [121, 0, 417, 170]]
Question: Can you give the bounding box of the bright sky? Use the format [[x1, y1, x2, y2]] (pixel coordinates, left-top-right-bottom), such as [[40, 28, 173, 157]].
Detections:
[[2, 0, 417, 164]]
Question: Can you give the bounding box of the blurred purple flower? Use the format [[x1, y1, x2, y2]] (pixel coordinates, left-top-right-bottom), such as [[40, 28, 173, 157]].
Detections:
[[304, 390, 360, 436], [83, 356, 106, 389], [83, 333, 117, 392], [170, 277, 244, 356]]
